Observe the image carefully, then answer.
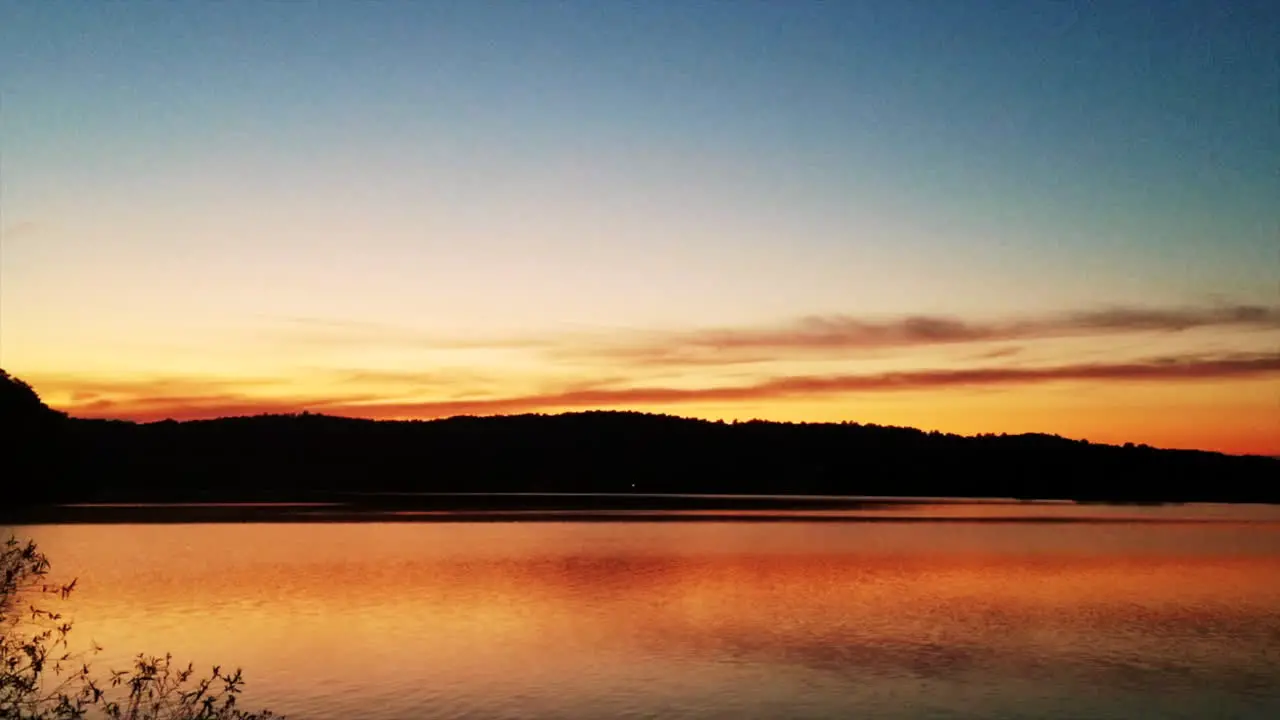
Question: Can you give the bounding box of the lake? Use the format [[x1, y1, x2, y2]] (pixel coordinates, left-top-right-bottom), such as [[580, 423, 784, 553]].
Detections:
[[12, 500, 1280, 719]]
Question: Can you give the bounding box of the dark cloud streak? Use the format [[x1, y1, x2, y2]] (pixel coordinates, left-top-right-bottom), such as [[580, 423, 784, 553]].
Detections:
[[49, 348, 1280, 424], [542, 304, 1280, 367], [267, 304, 1280, 365], [308, 351, 1280, 420]]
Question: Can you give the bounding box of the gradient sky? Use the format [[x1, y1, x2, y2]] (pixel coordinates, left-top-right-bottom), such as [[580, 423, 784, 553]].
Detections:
[[2, 1, 1277, 454]]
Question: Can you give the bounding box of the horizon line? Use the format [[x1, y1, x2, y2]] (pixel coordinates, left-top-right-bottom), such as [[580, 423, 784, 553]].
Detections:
[[52, 406, 1279, 461]]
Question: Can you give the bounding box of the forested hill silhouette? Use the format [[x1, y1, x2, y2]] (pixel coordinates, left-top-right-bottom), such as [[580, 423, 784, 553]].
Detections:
[[4, 369, 1278, 506], [1, 369, 66, 421]]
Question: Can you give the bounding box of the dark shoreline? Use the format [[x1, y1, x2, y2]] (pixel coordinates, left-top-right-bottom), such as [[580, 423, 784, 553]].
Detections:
[[3, 492, 904, 525], [4, 494, 1275, 527], [12, 403, 1280, 507]]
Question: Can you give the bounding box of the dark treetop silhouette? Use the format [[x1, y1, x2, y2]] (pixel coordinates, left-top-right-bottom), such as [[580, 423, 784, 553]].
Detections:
[[3, 368, 1277, 509]]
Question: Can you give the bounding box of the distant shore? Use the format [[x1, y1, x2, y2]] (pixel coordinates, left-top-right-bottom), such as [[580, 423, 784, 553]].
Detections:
[[10, 380, 1280, 507], [9, 493, 1275, 528], [2, 492, 922, 525]]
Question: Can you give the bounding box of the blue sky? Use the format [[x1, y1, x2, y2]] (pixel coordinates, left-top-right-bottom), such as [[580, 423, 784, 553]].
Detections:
[[5, 2, 1276, 310]]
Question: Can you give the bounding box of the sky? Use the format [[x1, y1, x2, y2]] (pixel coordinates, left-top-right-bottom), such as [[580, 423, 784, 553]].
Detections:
[[1, 1, 1277, 454]]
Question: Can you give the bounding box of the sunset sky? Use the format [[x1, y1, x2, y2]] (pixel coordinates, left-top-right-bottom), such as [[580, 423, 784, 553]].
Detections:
[[2, 1, 1277, 454]]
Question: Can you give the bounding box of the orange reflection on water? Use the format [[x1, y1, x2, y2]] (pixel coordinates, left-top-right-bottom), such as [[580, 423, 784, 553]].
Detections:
[[21, 518, 1280, 718]]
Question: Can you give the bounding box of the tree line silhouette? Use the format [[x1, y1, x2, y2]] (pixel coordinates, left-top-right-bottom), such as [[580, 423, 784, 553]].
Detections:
[[5, 369, 1277, 507]]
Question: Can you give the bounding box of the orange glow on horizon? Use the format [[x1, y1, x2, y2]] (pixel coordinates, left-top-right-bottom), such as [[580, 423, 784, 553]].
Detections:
[[24, 369, 1280, 456]]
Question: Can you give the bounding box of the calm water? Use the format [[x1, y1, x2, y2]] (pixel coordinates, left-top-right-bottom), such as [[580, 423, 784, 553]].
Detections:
[[14, 502, 1280, 719]]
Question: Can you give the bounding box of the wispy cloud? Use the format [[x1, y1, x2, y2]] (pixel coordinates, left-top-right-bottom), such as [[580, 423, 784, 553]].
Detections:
[[264, 316, 553, 351], [32, 373, 377, 421], [33, 375, 282, 402], [68, 395, 317, 422], [52, 350, 1280, 423], [320, 351, 1280, 419], [968, 346, 1022, 361], [48, 304, 1276, 424], [262, 303, 1280, 369], [564, 304, 1280, 366], [1, 221, 42, 242]]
